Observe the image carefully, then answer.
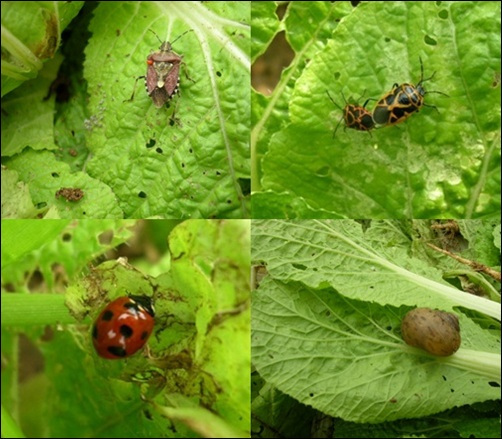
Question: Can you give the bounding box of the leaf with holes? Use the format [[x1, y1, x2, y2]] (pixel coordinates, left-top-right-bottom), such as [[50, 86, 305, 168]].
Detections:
[[252, 277, 501, 423], [252, 1, 501, 218], [84, 2, 250, 218]]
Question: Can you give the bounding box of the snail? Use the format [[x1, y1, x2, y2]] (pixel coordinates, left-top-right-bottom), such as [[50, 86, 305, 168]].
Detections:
[[401, 308, 461, 356]]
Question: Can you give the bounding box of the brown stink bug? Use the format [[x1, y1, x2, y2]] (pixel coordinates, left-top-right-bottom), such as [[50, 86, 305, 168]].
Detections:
[[127, 29, 193, 117]]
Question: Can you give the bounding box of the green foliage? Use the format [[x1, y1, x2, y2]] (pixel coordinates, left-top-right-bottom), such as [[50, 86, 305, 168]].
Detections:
[[1, 1, 83, 95], [1, 219, 250, 437], [2, 2, 250, 219], [251, 220, 501, 426], [251, 1, 501, 219]]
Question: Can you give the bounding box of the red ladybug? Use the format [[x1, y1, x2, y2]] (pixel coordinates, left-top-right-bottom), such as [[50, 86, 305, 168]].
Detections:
[[92, 295, 155, 359]]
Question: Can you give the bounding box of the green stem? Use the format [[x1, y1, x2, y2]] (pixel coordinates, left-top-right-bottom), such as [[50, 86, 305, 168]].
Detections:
[[1, 294, 75, 326]]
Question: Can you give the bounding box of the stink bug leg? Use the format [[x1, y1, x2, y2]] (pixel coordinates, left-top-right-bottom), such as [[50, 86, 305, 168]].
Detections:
[[124, 75, 146, 103]]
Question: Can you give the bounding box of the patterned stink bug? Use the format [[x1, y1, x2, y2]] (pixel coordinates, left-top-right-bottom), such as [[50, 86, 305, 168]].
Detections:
[[326, 90, 375, 137], [372, 57, 448, 126], [127, 29, 193, 114]]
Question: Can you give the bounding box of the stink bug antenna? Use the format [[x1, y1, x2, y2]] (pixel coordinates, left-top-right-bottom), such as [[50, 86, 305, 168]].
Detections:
[[148, 29, 164, 45], [170, 29, 194, 45]]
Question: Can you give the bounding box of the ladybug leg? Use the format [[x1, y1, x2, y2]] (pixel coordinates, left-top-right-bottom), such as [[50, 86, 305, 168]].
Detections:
[[124, 75, 146, 103]]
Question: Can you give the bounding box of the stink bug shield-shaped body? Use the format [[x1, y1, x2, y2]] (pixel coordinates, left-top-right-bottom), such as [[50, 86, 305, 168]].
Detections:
[[146, 33, 184, 107], [127, 29, 192, 109]]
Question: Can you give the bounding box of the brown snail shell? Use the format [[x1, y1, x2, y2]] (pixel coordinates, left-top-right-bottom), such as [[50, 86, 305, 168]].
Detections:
[[401, 308, 461, 356]]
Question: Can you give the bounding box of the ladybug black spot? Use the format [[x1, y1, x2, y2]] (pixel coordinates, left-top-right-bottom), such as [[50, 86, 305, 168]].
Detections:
[[102, 310, 114, 321], [120, 325, 134, 338], [108, 346, 127, 357]]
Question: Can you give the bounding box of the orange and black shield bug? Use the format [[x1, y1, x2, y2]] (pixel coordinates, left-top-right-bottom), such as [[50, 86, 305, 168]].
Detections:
[[326, 90, 375, 137], [372, 57, 448, 126]]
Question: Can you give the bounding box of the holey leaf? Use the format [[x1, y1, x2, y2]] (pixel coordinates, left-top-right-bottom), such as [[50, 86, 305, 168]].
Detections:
[[258, 1, 501, 219], [252, 278, 501, 423], [252, 220, 501, 320], [84, 2, 250, 218]]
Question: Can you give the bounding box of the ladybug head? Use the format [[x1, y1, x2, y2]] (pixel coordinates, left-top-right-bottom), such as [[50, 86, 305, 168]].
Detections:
[[127, 294, 155, 317]]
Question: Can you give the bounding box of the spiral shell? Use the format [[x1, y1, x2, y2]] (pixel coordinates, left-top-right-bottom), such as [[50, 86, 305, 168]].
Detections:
[[401, 308, 461, 356]]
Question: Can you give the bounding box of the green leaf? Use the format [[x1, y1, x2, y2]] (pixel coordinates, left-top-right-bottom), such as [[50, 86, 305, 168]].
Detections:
[[251, 370, 317, 438], [251, 1, 281, 61], [493, 224, 501, 252], [252, 277, 501, 423], [253, 1, 501, 218], [0, 168, 37, 218], [251, 1, 350, 189], [83, 2, 250, 218], [1, 1, 84, 95], [1, 56, 62, 157], [251, 190, 346, 219], [1, 220, 70, 269], [252, 220, 501, 319], [1, 220, 134, 290], [457, 220, 502, 267], [3, 149, 123, 218]]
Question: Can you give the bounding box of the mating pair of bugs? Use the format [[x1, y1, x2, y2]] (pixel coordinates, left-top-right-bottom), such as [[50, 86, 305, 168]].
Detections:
[[326, 58, 448, 136]]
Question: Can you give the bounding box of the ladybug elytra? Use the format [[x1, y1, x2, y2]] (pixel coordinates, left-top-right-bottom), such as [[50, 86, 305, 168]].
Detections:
[[92, 295, 155, 359]]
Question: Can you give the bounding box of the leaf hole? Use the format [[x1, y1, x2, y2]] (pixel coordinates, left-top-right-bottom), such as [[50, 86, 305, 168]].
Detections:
[[156, 147, 163, 154], [51, 172, 59, 178], [438, 9, 448, 19], [315, 166, 330, 177], [424, 35, 437, 46], [251, 30, 294, 95], [138, 191, 147, 198], [309, 393, 314, 397], [488, 381, 500, 387], [292, 263, 307, 271], [238, 178, 251, 196], [98, 231, 114, 245], [146, 138, 156, 148]]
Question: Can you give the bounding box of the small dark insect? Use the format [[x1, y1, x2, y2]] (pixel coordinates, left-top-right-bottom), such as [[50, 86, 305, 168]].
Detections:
[[326, 90, 375, 137], [55, 187, 84, 202]]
